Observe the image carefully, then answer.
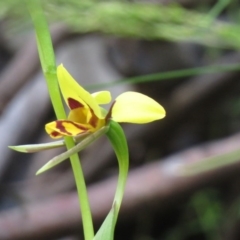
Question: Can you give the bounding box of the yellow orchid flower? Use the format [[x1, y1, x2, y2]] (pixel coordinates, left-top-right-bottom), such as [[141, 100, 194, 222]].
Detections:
[[45, 64, 166, 139]]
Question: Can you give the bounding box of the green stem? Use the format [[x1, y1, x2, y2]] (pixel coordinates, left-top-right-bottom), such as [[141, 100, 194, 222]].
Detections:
[[86, 63, 240, 90], [206, 0, 230, 24], [66, 142, 94, 240], [26, 1, 94, 239]]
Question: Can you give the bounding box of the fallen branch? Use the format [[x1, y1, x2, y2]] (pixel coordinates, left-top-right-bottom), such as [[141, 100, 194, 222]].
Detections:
[[0, 131, 240, 239]]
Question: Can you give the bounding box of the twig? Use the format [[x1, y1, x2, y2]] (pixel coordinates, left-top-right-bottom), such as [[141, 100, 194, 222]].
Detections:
[[0, 131, 240, 239]]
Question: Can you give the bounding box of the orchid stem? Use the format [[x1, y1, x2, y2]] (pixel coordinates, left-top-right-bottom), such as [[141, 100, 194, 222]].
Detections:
[[26, 1, 94, 239], [68, 151, 94, 236]]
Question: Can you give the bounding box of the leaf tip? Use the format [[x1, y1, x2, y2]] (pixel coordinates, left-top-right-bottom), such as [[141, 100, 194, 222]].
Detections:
[[36, 167, 45, 175], [8, 145, 28, 153]]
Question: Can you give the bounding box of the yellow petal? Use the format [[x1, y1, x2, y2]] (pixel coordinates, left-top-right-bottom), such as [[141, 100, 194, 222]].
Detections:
[[111, 92, 166, 123], [68, 108, 88, 123], [91, 91, 112, 105], [45, 120, 92, 139], [57, 64, 102, 118]]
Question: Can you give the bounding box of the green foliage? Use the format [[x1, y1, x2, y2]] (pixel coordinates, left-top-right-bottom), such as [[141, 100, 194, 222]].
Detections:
[[36, 127, 109, 175], [1, 0, 240, 49], [87, 63, 240, 90], [26, 1, 94, 239], [94, 120, 129, 240], [164, 190, 223, 240], [93, 204, 116, 240]]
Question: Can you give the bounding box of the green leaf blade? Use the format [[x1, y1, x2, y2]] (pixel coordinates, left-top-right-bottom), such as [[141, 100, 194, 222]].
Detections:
[[36, 127, 108, 175], [94, 121, 129, 240], [9, 140, 65, 153], [93, 203, 117, 240]]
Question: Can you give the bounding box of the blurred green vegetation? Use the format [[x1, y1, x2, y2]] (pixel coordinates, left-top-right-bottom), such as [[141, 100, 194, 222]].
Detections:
[[2, 0, 240, 92], [164, 190, 223, 240], [0, 0, 240, 49], [164, 189, 240, 240]]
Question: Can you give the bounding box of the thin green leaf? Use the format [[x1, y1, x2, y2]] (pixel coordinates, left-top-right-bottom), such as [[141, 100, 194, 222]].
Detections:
[[180, 148, 240, 176], [36, 127, 108, 175], [94, 121, 129, 240], [9, 140, 65, 153], [8, 133, 92, 154], [93, 203, 117, 240], [86, 63, 240, 90]]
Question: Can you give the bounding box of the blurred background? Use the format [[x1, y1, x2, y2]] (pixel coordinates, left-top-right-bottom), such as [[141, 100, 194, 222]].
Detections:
[[1, 0, 240, 239]]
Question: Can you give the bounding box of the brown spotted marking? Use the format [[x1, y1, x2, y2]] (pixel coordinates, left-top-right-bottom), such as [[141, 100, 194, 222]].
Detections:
[[88, 109, 98, 128], [68, 98, 84, 110], [55, 120, 88, 136], [51, 131, 61, 138]]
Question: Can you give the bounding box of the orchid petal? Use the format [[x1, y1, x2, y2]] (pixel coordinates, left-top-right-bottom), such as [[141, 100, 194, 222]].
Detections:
[[92, 91, 112, 105], [57, 64, 102, 118], [68, 108, 88, 123], [111, 92, 166, 123], [45, 120, 92, 138]]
